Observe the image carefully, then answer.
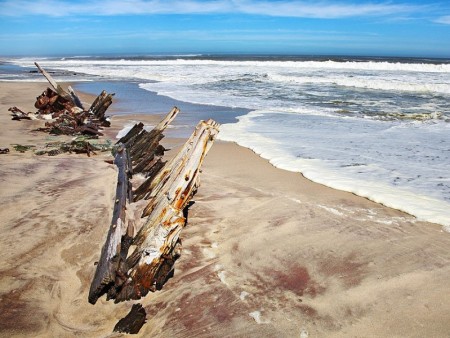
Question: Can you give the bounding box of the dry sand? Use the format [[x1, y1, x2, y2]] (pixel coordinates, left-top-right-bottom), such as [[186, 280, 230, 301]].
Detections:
[[1, 82, 450, 337]]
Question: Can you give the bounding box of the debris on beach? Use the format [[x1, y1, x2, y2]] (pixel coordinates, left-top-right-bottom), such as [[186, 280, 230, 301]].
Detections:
[[9, 138, 112, 156], [89, 107, 219, 303], [7, 61, 221, 332], [113, 303, 147, 334], [8, 62, 113, 138], [88, 107, 219, 331], [88, 107, 219, 333], [9, 106, 35, 120], [12, 144, 35, 153], [35, 138, 113, 157]]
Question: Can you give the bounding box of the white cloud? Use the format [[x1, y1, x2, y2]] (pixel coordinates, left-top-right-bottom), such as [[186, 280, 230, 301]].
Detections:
[[234, 1, 419, 19], [434, 15, 450, 24], [0, 0, 425, 19]]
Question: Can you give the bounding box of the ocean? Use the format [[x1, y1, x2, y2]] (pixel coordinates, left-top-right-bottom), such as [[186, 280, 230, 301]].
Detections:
[[2, 55, 450, 230]]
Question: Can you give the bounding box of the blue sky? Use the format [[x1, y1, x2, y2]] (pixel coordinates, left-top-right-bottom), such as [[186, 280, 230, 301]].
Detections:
[[0, 0, 449, 57]]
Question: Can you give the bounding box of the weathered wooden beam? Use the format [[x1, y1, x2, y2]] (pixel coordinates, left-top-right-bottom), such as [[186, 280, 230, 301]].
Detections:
[[89, 109, 181, 304], [153, 106, 180, 133], [116, 122, 144, 145], [132, 159, 166, 201], [138, 119, 215, 216], [122, 108, 180, 177], [112, 119, 220, 302], [34, 62, 72, 101], [88, 90, 115, 123], [113, 303, 147, 334], [68, 85, 84, 109], [88, 144, 131, 304]]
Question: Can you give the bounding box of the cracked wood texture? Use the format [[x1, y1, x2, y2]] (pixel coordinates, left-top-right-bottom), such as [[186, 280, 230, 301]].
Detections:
[[88, 108, 180, 304], [88, 145, 130, 304], [113, 119, 219, 302]]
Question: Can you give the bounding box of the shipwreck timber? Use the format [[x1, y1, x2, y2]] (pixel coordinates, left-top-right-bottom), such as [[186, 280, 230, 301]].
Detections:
[[9, 62, 113, 138], [6, 63, 220, 333], [89, 111, 219, 305]]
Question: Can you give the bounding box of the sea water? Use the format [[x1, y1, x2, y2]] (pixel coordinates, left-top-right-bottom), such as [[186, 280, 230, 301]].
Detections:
[[4, 55, 450, 230]]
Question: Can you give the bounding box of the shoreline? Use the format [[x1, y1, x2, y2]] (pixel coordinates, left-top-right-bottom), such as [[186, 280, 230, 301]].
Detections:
[[4, 62, 449, 229], [1, 81, 450, 337]]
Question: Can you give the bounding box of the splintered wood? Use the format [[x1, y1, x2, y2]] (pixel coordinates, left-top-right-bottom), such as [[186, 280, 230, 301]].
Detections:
[[89, 110, 219, 305], [9, 62, 113, 138]]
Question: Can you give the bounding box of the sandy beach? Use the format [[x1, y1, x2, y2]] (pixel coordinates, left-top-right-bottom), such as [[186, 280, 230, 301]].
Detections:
[[1, 81, 450, 337]]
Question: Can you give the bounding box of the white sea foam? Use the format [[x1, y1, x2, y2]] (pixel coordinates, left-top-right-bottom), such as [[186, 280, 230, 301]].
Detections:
[[7, 56, 449, 231], [11, 57, 450, 73], [268, 73, 450, 94], [219, 110, 450, 230]]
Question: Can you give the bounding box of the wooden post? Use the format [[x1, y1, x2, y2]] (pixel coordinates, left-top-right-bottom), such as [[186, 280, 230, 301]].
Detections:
[[34, 62, 72, 102], [88, 144, 131, 304]]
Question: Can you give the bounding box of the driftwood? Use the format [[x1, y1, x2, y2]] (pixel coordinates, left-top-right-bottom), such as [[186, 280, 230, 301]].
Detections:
[[89, 112, 219, 305]]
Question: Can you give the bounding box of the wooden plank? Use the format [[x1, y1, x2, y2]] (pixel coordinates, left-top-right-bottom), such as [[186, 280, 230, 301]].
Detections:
[[112, 119, 220, 302], [113, 303, 147, 334], [88, 109, 182, 304], [34, 62, 72, 101], [116, 122, 144, 145], [88, 145, 130, 304], [153, 106, 180, 132], [68, 85, 84, 109]]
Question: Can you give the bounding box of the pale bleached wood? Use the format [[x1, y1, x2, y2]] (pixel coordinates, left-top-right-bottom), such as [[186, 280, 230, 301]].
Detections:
[[112, 119, 220, 302], [88, 109, 182, 304], [34, 62, 72, 101]]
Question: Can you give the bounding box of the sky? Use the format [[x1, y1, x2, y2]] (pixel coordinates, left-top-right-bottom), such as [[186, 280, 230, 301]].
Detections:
[[0, 0, 449, 58]]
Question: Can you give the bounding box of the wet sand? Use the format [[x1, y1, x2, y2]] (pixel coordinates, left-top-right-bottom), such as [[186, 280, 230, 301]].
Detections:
[[1, 82, 450, 337]]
